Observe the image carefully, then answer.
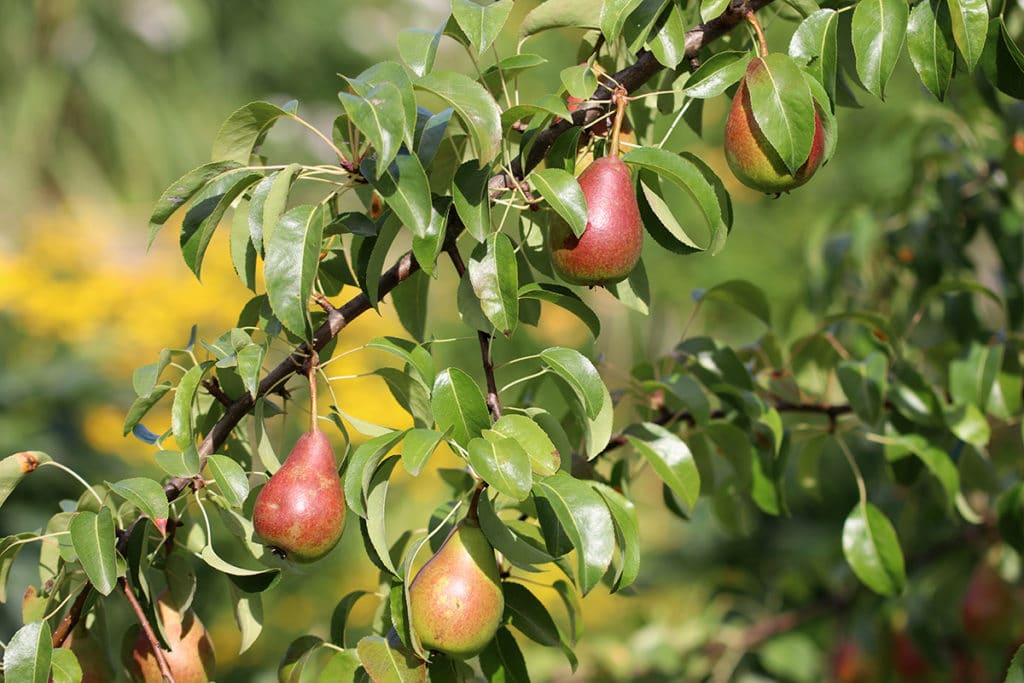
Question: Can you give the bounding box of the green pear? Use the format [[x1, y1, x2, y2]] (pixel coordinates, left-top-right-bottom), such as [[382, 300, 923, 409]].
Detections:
[[253, 428, 346, 563], [409, 518, 504, 659], [724, 57, 825, 194], [124, 592, 215, 683], [549, 155, 643, 287]]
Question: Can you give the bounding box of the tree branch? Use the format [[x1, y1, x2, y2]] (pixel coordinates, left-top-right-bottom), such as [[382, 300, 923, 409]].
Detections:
[[120, 576, 176, 683]]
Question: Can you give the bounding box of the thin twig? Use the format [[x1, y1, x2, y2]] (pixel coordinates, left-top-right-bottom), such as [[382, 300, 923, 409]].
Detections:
[[120, 577, 176, 683]]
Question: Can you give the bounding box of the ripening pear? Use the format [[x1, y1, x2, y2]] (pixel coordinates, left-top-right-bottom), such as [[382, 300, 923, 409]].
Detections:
[[52, 625, 111, 683], [409, 518, 504, 659], [724, 57, 825, 194], [961, 560, 1016, 640], [124, 591, 215, 683], [549, 155, 643, 286], [253, 428, 346, 563]]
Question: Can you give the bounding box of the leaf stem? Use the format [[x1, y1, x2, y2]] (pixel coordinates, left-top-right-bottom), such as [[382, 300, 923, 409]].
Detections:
[[835, 432, 869, 509], [39, 461, 103, 507]]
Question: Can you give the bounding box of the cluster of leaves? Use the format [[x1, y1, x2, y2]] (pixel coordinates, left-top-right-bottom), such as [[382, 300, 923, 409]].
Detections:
[[2, 0, 1023, 681]]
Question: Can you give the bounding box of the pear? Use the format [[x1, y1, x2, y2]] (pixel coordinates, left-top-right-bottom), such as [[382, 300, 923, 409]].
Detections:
[[549, 155, 643, 286], [124, 592, 215, 683], [408, 518, 504, 659], [253, 428, 346, 563], [724, 58, 825, 194], [52, 625, 111, 683], [961, 560, 1016, 640]]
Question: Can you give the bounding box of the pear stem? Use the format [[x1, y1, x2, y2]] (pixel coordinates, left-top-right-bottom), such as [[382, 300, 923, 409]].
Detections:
[[308, 350, 319, 433], [467, 483, 486, 523], [608, 87, 628, 159], [744, 10, 769, 58]]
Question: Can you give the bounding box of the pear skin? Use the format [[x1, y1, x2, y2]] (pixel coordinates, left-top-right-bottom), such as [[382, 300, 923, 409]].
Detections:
[[62, 625, 112, 683], [409, 518, 504, 659], [549, 156, 643, 286], [253, 429, 346, 563], [724, 58, 825, 194], [124, 592, 215, 683]]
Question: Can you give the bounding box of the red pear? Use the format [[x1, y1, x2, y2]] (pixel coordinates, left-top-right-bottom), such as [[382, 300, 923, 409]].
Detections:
[[253, 429, 346, 563], [549, 156, 643, 286]]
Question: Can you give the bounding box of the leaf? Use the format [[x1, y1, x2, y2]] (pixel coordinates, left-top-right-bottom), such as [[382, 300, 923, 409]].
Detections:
[[70, 508, 117, 595], [339, 84, 407, 177], [344, 430, 407, 519], [1007, 644, 1024, 683], [206, 454, 250, 508], [744, 53, 818, 174], [682, 51, 752, 99], [789, 9, 840, 101], [491, 414, 560, 477], [0, 451, 52, 509], [851, 0, 909, 99], [49, 647, 81, 683], [468, 433, 532, 501], [950, 342, 1002, 412], [533, 471, 615, 595], [197, 544, 281, 591], [431, 368, 491, 448], [626, 422, 700, 509], [997, 483, 1024, 556], [391, 269, 431, 342], [559, 63, 598, 100], [947, 0, 988, 71], [503, 582, 561, 646], [700, 0, 731, 23], [211, 100, 290, 164], [453, 0, 515, 55], [108, 477, 169, 521], [3, 620, 52, 683], [697, 279, 772, 326], [907, 0, 955, 100], [477, 493, 555, 570], [623, 148, 730, 254], [886, 431, 960, 506], [361, 154, 432, 240], [981, 17, 1024, 98], [414, 71, 502, 165], [350, 61, 418, 151], [253, 164, 300, 253], [540, 347, 606, 420], [945, 402, 991, 450], [601, 0, 645, 42], [479, 628, 530, 683], [171, 362, 209, 449], [837, 353, 888, 424], [148, 161, 242, 246], [398, 27, 442, 78], [452, 160, 493, 242], [356, 633, 427, 683], [591, 482, 640, 591], [331, 590, 370, 647], [842, 502, 906, 596], [400, 428, 446, 476], [363, 456, 402, 577], [0, 533, 36, 603], [367, 336, 435, 387], [230, 197, 257, 290], [519, 0, 602, 43], [179, 169, 263, 278], [517, 283, 600, 338], [468, 233, 519, 336], [264, 204, 325, 339], [531, 168, 587, 238], [231, 585, 264, 655]]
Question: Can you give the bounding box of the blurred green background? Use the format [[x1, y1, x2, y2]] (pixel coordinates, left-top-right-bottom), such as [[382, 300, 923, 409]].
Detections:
[[1, 1, 1015, 681]]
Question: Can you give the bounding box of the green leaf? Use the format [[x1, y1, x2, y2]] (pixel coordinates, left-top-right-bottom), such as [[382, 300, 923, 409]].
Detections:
[[179, 169, 263, 278], [491, 414, 560, 477], [519, 0, 602, 42], [70, 508, 117, 595], [155, 448, 201, 479], [744, 53, 818, 174], [697, 279, 772, 326], [601, 0, 644, 42], [1007, 643, 1024, 683], [453, 0, 515, 55], [108, 477, 169, 521], [344, 430, 407, 519], [414, 71, 502, 165], [907, 0, 955, 100], [534, 472, 615, 595], [350, 61, 418, 151], [363, 456, 402, 577], [398, 26, 442, 78], [253, 164, 300, 253], [236, 343, 265, 397], [531, 168, 587, 238], [981, 17, 1024, 98], [583, 377, 615, 459], [356, 633, 426, 683], [682, 51, 752, 99], [330, 590, 370, 647], [230, 197, 257, 290], [367, 336, 435, 388], [559, 63, 598, 100], [624, 148, 730, 255], [339, 84, 407, 177], [891, 361, 944, 427], [946, 402, 991, 450], [230, 585, 263, 655], [207, 454, 250, 508], [361, 154, 432, 241], [886, 431, 960, 507], [950, 342, 1002, 412], [468, 233, 519, 336], [0, 451, 52, 509], [503, 582, 561, 646], [607, 259, 651, 315], [837, 353, 888, 424], [211, 100, 290, 164], [540, 347, 606, 420], [997, 483, 1024, 556], [626, 422, 700, 508], [591, 482, 640, 591], [478, 493, 555, 570], [517, 283, 600, 338], [49, 647, 82, 683], [1, 533, 36, 602], [171, 362, 210, 449], [400, 428, 446, 476], [479, 628, 530, 683], [264, 204, 325, 339], [148, 161, 242, 247], [842, 502, 906, 596], [469, 432, 532, 501], [3, 620, 52, 683], [852, 0, 909, 99], [431, 368, 491, 448], [789, 9, 840, 101], [947, 0, 988, 71], [452, 160, 493, 242], [391, 269, 431, 342]]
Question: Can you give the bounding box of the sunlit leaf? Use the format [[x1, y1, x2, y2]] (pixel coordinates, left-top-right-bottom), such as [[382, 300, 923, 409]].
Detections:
[[415, 71, 502, 165], [264, 204, 326, 339], [851, 0, 909, 99], [70, 508, 117, 595], [842, 502, 906, 596]]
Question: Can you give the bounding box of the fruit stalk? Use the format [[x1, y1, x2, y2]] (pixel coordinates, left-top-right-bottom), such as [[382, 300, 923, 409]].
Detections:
[[744, 9, 769, 58], [608, 87, 629, 159], [307, 350, 319, 434]]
